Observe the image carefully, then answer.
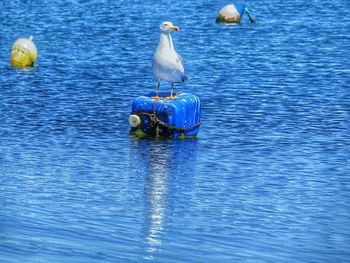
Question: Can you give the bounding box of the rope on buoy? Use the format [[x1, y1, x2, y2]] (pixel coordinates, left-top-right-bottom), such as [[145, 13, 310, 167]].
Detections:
[[131, 111, 201, 133], [244, 8, 256, 23]]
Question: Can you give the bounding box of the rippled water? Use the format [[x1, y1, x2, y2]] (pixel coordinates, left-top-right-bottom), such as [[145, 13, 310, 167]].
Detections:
[[1, 0, 350, 262]]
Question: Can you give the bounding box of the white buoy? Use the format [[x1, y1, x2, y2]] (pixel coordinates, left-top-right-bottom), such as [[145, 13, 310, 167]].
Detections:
[[216, 4, 256, 24], [129, 114, 141, 128], [216, 4, 242, 23], [10, 36, 37, 67]]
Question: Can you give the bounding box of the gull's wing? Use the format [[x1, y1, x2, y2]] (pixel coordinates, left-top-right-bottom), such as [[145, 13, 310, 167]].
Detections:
[[177, 53, 184, 70], [176, 53, 188, 82]]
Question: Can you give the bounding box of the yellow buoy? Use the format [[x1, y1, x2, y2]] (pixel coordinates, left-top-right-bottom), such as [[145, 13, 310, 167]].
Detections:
[[10, 36, 37, 67]]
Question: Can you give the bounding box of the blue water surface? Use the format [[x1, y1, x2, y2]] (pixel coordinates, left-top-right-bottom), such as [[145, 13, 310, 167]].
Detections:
[[1, 0, 350, 262]]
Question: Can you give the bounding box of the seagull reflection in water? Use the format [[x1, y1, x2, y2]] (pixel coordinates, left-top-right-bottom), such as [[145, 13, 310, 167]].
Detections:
[[129, 139, 198, 259], [142, 142, 171, 257]]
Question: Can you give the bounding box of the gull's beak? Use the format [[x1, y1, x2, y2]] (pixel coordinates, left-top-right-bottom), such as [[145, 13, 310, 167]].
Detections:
[[170, 26, 179, 32]]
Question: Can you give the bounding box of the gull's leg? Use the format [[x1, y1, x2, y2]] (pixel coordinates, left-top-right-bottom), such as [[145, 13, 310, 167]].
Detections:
[[166, 82, 176, 100], [171, 82, 174, 98], [156, 81, 160, 97], [152, 81, 161, 100]]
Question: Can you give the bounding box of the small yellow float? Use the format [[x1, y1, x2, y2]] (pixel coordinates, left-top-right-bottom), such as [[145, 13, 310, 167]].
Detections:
[[10, 36, 37, 67]]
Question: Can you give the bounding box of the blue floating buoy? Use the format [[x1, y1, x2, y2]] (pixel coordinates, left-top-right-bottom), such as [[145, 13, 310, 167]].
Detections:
[[129, 92, 201, 139]]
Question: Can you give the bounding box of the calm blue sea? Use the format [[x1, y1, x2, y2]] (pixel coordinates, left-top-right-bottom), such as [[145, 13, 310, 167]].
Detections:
[[1, 0, 350, 262]]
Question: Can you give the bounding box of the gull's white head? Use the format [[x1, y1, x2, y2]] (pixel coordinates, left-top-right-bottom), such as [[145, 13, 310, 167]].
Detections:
[[160, 21, 179, 33]]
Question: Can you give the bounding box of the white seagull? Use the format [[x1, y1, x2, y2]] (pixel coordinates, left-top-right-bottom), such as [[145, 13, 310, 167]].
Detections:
[[152, 21, 187, 100]]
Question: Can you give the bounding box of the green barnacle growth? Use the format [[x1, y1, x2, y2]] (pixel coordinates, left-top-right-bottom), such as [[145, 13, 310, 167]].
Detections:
[[177, 133, 198, 139], [130, 129, 147, 138], [178, 133, 186, 139], [216, 14, 240, 23], [216, 14, 226, 23]]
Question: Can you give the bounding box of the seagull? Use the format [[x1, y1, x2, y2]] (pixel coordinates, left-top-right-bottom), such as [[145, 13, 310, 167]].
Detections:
[[152, 21, 187, 100]]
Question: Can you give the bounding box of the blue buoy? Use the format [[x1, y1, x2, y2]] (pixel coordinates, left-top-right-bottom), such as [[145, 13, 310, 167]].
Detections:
[[129, 92, 201, 139]]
